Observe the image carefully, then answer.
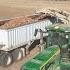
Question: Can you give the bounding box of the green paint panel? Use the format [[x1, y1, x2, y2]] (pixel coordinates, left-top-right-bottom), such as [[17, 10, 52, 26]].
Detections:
[[22, 59, 41, 70], [60, 63, 70, 70], [34, 46, 58, 62], [46, 24, 70, 33], [21, 45, 59, 70]]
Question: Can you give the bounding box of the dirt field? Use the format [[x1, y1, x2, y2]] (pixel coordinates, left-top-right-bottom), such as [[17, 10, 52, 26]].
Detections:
[[0, 0, 70, 19], [0, 0, 70, 70]]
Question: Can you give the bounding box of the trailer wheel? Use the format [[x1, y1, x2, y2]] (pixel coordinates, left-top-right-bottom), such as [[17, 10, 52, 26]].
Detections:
[[0, 53, 13, 67], [12, 49, 23, 61], [17, 49, 23, 60], [20, 48, 26, 57]]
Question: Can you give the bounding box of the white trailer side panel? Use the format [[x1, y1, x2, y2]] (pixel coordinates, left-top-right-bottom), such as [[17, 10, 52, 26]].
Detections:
[[0, 19, 52, 51], [0, 29, 8, 50]]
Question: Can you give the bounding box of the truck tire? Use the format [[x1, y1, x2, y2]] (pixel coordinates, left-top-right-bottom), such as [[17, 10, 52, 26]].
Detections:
[[20, 48, 26, 57], [12, 49, 23, 61], [0, 53, 3, 65], [17, 49, 23, 60], [0, 53, 13, 67]]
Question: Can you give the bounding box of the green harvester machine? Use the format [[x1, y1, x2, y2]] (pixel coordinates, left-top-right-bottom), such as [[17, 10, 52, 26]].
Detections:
[[21, 24, 70, 70], [21, 46, 60, 70], [46, 24, 70, 70]]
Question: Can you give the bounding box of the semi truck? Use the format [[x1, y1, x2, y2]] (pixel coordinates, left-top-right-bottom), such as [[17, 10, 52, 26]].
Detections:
[[21, 23, 70, 70], [0, 12, 60, 66]]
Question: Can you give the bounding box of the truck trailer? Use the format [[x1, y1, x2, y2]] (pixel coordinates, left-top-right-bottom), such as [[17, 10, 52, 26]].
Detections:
[[0, 12, 59, 66]]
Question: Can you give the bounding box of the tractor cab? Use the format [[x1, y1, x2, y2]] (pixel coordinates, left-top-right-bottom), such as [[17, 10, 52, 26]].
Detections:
[[46, 24, 70, 70]]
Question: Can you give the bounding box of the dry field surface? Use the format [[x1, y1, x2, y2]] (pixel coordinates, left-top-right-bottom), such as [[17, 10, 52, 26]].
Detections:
[[0, 0, 70, 19], [0, 0, 70, 70]]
